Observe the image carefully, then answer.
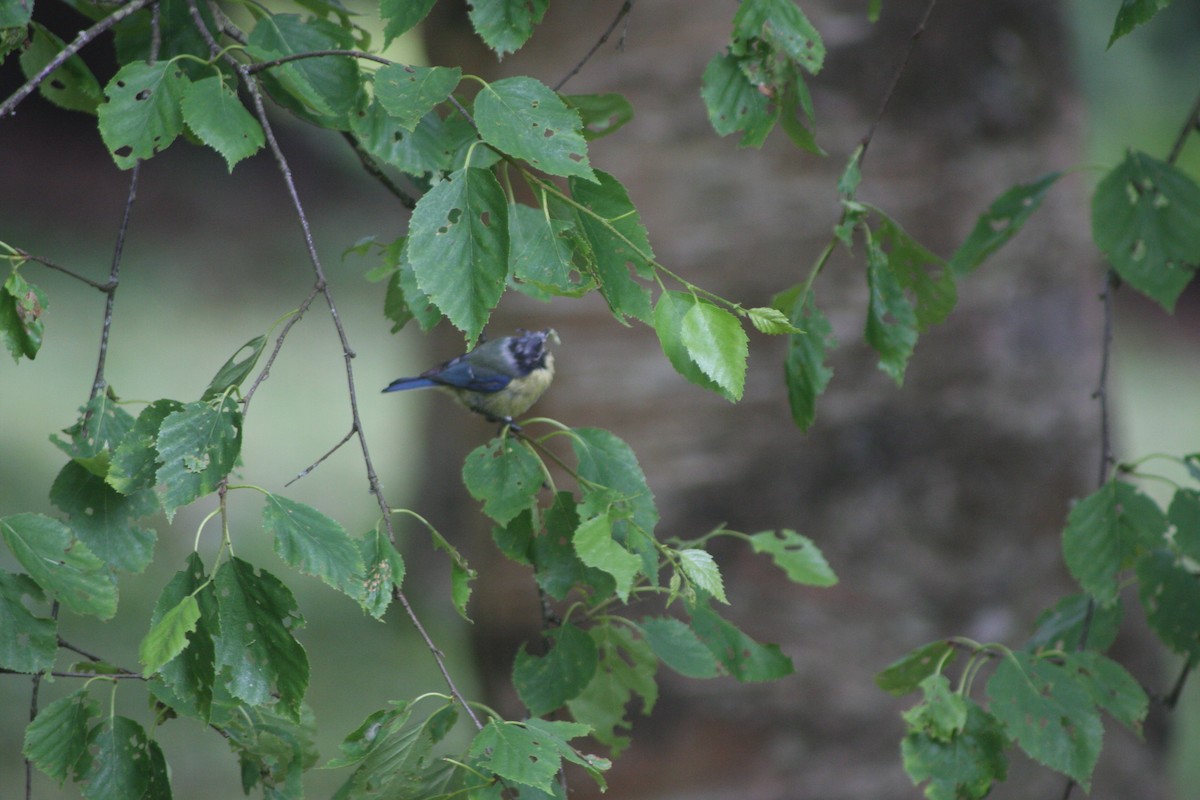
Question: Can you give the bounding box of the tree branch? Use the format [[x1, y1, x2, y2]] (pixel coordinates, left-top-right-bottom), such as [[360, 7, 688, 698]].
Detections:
[[553, 0, 634, 91]]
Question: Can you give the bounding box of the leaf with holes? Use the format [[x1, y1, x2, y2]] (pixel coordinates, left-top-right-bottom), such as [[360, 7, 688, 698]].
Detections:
[[0, 572, 57, 673], [151, 553, 218, 721], [513, 623, 598, 716], [462, 436, 544, 524], [107, 399, 184, 495], [23, 689, 98, 784], [1, 269, 48, 362], [475, 76, 594, 181], [263, 493, 365, 601], [50, 460, 157, 573], [373, 63, 461, 131], [1136, 549, 1200, 661], [19, 23, 103, 114], [467, 0, 549, 57], [50, 393, 136, 477], [79, 716, 156, 800], [155, 395, 242, 521], [1062, 479, 1166, 606], [949, 172, 1062, 276], [1, 513, 117, 619], [749, 528, 837, 586], [98, 61, 190, 169]]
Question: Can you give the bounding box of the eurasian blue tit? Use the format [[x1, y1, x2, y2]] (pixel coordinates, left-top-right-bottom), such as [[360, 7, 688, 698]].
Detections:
[[382, 329, 557, 425]]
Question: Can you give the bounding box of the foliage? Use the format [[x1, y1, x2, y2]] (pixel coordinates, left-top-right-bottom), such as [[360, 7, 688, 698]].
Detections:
[[2, 0, 1199, 798]]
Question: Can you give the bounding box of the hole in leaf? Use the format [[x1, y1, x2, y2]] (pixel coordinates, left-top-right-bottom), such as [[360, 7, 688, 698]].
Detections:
[[50, 79, 65, 90], [136, 88, 152, 101], [569, 153, 584, 163], [544, 128, 555, 138], [480, 210, 491, 227], [1129, 239, 1147, 262], [446, 207, 462, 225]]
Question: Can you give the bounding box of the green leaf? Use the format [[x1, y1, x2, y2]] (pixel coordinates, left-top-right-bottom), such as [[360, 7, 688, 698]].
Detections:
[[23, 689, 99, 783], [112, 0, 218, 77], [247, 13, 363, 121], [475, 76, 594, 181], [50, 460, 157, 573], [1063, 650, 1148, 735], [864, 229, 917, 385], [563, 93, 634, 140], [180, 75, 264, 171], [1092, 150, 1200, 310], [513, 623, 599, 716], [359, 527, 406, 619], [380, 0, 436, 44], [151, 553, 218, 721], [700, 51, 775, 145], [140, 595, 200, 675], [155, 395, 242, 521], [903, 674, 968, 741], [325, 702, 414, 769], [640, 616, 719, 678], [948, 172, 1061, 276], [572, 427, 659, 579], [987, 652, 1102, 788], [1, 513, 117, 619], [508, 202, 588, 296], [677, 548, 727, 604], [874, 211, 955, 329], [1026, 593, 1122, 653], [1063, 479, 1167, 606], [50, 392, 136, 477], [467, 0, 549, 57], [1170, 488, 1200, 563], [1136, 548, 1200, 660], [408, 167, 510, 341], [19, 22, 104, 114], [327, 702, 459, 795], [574, 511, 642, 602], [373, 63, 461, 131], [680, 300, 749, 402], [470, 719, 605, 793], [653, 291, 725, 395], [1108, 0, 1172, 47], [533, 493, 616, 601], [223, 703, 318, 795], [567, 624, 657, 757], [782, 293, 836, 431], [1, 269, 48, 361], [351, 103, 455, 179], [107, 399, 184, 494], [523, 718, 609, 787], [689, 601, 793, 681], [748, 528, 837, 586], [876, 640, 957, 696], [0, 572, 57, 673], [462, 436, 544, 524], [203, 334, 268, 400], [746, 305, 803, 335], [214, 557, 309, 717], [568, 171, 655, 323], [97, 60, 190, 168], [263, 493, 365, 601], [731, 0, 825, 74], [0, 0, 32, 27], [80, 716, 153, 800], [901, 701, 1008, 800]]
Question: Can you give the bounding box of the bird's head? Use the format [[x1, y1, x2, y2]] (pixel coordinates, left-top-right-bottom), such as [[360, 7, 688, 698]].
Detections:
[[507, 328, 558, 376]]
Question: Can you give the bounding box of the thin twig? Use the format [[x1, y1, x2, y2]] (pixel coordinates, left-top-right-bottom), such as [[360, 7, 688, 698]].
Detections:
[[2, 668, 147, 680], [1167, 86, 1200, 165], [553, 0, 634, 91], [26, 601, 58, 800], [284, 425, 358, 487], [241, 284, 322, 410], [245, 48, 391, 73], [13, 249, 116, 291], [340, 131, 419, 210], [90, 163, 140, 401], [0, 0, 158, 119]]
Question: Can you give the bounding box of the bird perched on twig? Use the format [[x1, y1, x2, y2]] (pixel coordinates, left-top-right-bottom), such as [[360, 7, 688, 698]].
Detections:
[[382, 329, 558, 427]]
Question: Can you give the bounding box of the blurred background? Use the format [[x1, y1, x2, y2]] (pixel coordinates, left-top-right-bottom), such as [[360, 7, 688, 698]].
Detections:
[[2, 1, 1199, 798]]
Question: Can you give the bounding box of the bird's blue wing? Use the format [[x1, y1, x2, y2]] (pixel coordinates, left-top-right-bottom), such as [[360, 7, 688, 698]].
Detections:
[[382, 376, 439, 393], [428, 360, 512, 393]]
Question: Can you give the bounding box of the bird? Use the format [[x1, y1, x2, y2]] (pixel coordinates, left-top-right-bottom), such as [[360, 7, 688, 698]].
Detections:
[[382, 329, 557, 427]]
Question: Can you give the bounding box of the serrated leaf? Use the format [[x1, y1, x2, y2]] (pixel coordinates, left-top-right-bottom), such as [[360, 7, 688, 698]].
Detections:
[[1, 269, 49, 362], [359, 528, 406, 619], [469, 720, 561, 792], [222, 703, 318, 794], [0, 572, 56, 673], [151, 553, 217, 721], [653, 290, 725, 395], [203, 334, 268, 400], [263, 494, 365, 601], [462, 436, 544, 524], [214, 557, 309, 717], [408, 167, 509, 341], [949, 172, 1061, 276], [20, 22, 104, 114], [1170, 488, 1200, 563], [181, 75, 264, 171], [467, 0, 548, 57], [679, 300, 748, 402], [380, 0, 436, 44], [574, 512, 641, 602], [567, 171, 654, 323], [563, 93, 634, 140], [1136, 548, 1200, 660], [50, 460, 157, 573], [1092, 150, 1200, 311], [23, 689, 99, 783], [155, 396, 242, 521], [140, 595, 200, 674], [874, 211, 955, 329], [1063, 479, 1167, 606], [876, 640, 957, 696], [508, 202, 587, 296], [731, 0, 825, 74], [1026, 593, 1122, 653], [864, 230, 917, 384], [1063, 650, 1148, 735], [373, 63, 461, 131], [80, 716, 153, 800], [748, 528, 837, 586], [782, 293, 835, 431], [747, 305, 803, 334], [533, 493, 615, 601], [247, 13, 362, 122], [1, 513, 117, 619], [351, 102, 455, 178], [678, 548, 727, 604], [987, 652, 1102, 788], [327, 702, 458, 795], [566, 625, 656, 758], [903, 674, 968, 741], [50, 392, 136, 477], [640, 616, 719, 678], [107, 399, 184, 494], [513, 623, 598, 716], [901, 701, 1008, 800], [700, 51, 775, 145], [97, 61, 190, 168], [1108, 0, 1172, 47], [475, 76, 594, 181], [689, 602, 792, 681]]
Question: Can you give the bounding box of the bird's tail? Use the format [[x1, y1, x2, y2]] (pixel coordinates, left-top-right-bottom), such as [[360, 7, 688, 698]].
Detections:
[[382, 377, 438, 393]]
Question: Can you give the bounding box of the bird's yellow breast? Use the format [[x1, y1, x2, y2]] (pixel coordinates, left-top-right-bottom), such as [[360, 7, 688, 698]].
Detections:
[[454, 352, 555, 421]]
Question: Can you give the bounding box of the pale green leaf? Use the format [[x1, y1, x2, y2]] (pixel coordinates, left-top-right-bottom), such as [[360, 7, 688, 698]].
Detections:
[[19, 22, 103, 114], [181, 75, 264, 171], [1, 270, 48, 362], [97, 60, 190, 168], [680, 300, 748, 401], [653, 291, 725, 395], [263, 493, 365, 601], [107, 399, 184, 495], [678, 548, 727, 604], [748, 529, 837, 586], [140, 595, 200, 674], [574, 512, 641, 602]]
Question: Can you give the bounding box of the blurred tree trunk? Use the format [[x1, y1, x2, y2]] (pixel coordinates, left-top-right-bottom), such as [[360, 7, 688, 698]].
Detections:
[[420, 2, 1166, 798]]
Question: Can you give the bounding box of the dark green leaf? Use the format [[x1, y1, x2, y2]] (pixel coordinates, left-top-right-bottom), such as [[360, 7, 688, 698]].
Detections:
[[23, 689, 99, 783], [640, 616, 719, 678], [1092, 150, 1200, 310], [1169, 488, 1200, 563], [0, 513, 117, 619], [463, 436, 544, 524], [1, 269, 48, 361], [140, 594, 200, 675], [901, 702, 1008, 800], [679, 299, 748, 402], [475, 76, 594, 181], [143, 739, 172, 800], [19, 22, 103, 114], [467, 0, 549, 57], [568, 171, 654, 323], [97, 61, 190, 168], [50, 392, 136, 477], [563, 93, 634, 140], [0, 572, 56, 673], [155, 395, 242, 521], [80, 716, 153, 800], [1108, 0, 1172, 47], [533, 492, 615, 601], [223, 703, 317, 796], [214, 557, 309, 717], [113, 0, 218, 77], [864, 229, 917, 384], [567, 624, 657, 756], [469, 720, 562, 792], [571, 426, 658, 550], [50, 460, 157, 573], [373, 63, 461, 131], [874, 211, 955, 330], [408, 167, 510, 341], [380, 0, 436, 44], [1063, 650, 1148, 735], [359, 527, 406, 619], [876, 640, 957, 696], [781, 293, 836, 431], [203, 334, 268, 400], [264, 493, 365, 601], [1026, 593, 1122, 653], [987, 652, 1102, 788], [731, 0, 825, 74], [748, 528, 837, 586], [0, 0, 32, 27], [513, 623, 599, 715], [653, 291, 726, 395], [700, 51, 775, 146], [248, 13, 363, 122], [152, 553, 218, 721], [107, 399, 184, 494], [903, 674, 968, 741], [351, 103, 454, 179], [1136, 548, 1200, 660], [508, 202, 588, 296], [181, 75, 264, 171], [1063, 479, 1166, 606], [949, 172, 1061, 276], [689, 601, 793, 681]]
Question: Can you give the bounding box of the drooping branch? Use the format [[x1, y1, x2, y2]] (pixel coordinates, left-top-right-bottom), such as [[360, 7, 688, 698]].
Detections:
[[553, 0, 634, 91]]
